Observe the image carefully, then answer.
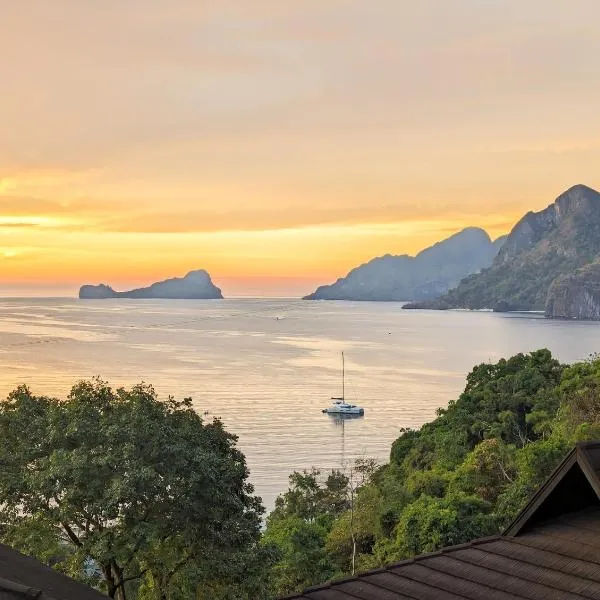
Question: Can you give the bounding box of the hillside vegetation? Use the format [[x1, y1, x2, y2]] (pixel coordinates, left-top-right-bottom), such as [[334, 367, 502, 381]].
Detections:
[[264, 349, 600, 597]]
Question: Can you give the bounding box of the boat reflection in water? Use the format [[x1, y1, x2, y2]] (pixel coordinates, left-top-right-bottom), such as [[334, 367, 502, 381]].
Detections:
[[326, 411, 364, 467], [326, 412, 365, 425]]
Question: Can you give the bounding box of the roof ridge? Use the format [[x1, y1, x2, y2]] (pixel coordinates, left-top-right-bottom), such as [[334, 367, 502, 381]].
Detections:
[[306, 534, 504, 587], [286, 535, 503, 599]]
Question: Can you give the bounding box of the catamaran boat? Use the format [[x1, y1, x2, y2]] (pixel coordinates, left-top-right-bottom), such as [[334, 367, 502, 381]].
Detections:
[[322, 352, 365, 415]]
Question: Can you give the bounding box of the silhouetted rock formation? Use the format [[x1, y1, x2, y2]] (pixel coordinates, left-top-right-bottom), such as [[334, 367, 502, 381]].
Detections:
[[79, 270, 223, 299], [304, 228, 505, 301]]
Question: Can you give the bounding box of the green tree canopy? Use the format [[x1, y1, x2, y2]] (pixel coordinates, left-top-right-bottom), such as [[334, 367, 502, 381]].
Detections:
[[0, 379, 265, 600]]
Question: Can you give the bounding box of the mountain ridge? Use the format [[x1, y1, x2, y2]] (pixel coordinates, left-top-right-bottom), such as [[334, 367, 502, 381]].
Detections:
[[304, 227, 506, 301], [404, 184, 600, 317]]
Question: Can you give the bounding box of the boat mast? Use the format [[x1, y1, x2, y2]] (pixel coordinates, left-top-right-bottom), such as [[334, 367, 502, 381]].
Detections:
[[342, 351, 345, 401]]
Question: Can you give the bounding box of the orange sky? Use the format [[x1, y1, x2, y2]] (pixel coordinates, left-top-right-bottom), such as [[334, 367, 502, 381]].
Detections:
[[1, 1, 600, 296]]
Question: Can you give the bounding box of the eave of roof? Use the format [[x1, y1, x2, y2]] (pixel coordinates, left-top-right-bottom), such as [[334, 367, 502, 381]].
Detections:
[[0, 575, 44, 599], [0, 543, 107, 599], [282, 536, 503, 600]]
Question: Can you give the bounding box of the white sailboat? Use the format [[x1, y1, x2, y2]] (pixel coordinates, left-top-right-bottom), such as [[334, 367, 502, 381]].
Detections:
[[322, 352, 365, 415]]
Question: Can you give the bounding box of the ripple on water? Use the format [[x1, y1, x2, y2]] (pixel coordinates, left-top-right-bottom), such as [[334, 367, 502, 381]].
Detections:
[[0, 299, 599, 509]]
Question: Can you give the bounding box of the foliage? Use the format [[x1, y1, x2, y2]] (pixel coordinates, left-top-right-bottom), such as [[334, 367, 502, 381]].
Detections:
[[268, 348, 600, 596], [0, 379, 267, 600], [263, 461, 378, 597], [394, 492, 497, 556]]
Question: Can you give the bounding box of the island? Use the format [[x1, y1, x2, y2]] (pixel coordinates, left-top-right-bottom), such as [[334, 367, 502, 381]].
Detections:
[[79, 270, 223, 299]]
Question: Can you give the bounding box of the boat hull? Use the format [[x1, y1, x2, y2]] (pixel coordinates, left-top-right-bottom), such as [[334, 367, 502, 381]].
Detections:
[[322, 407, 364, 415]]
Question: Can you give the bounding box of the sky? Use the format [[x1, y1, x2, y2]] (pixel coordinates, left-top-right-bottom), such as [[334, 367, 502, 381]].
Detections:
[[1, 0, 600, 297]]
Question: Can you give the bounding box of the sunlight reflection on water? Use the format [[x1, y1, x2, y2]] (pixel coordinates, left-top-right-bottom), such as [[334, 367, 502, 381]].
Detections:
[[0, 298, 599, 510]]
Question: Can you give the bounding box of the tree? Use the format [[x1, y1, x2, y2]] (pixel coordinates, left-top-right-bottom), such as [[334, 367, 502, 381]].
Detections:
[[394, 493, 497, 557], [343, 458, 378, 575], [0, 380, 264, 599], [264, 467, 358, 596], [262, 516, 335, 595], [268, 469, 350, 525], [452, 439, 516, 503], [325, 483, 381, 573]]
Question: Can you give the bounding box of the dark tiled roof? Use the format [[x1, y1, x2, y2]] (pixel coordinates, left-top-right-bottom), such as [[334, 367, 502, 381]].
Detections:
[[281, 442, 600, 600], [0, 543, 107, 600]]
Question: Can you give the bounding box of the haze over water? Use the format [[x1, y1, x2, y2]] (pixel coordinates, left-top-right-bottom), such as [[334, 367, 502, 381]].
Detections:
[[1, 298, 599, 510]]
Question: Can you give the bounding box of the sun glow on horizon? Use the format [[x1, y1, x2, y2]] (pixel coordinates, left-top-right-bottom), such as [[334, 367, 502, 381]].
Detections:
[[0, 210, 520, 297], [0, 215, 75, 228], [1, 1, 600, 295]]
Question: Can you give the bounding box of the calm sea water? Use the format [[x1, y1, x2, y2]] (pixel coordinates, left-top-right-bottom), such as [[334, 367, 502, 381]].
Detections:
[[1, 298, 599, 510]]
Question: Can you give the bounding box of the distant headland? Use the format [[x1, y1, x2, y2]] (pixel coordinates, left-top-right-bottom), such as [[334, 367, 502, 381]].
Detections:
[[404, 184, 600, 320], [79, 270, 223, 299], [304, 227, 506, 302]]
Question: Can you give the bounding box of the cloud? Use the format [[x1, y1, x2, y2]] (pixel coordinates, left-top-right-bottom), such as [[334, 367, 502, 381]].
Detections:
[[0, 222, 41, 229], [94, 202, 520, 235], [1, 0, 600, 293], [0, 194, 124, 216], [2, 0, 600, 172], [1, 249, 31, 260], [0, 198, 69, 215]]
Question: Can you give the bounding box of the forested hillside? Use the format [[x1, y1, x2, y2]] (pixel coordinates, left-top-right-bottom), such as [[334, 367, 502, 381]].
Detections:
[[264, 349, 600, 597]]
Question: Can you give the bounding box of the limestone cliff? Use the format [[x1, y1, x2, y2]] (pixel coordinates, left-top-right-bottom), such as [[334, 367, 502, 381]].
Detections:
[[405, 184, 600, 312], [545, 263, 600, 319]]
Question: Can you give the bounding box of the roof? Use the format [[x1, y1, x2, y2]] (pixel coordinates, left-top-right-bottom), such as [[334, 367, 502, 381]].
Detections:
[[0, 542, 107, 600], [282, 441, 600, 600], [505, 441, 600, 536]]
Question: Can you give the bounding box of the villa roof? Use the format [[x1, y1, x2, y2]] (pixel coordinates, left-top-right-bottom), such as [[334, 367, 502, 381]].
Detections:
[[0, 541, 107, 599], [282, 441, 600, 600]]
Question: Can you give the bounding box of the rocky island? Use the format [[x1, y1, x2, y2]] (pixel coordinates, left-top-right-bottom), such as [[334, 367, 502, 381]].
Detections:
[[79, 270, 223, 299], [304, 227, 506, 301], [405, 184, 600, 320]]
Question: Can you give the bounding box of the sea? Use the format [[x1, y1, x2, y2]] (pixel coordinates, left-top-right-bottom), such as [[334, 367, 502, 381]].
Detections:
[[1, 298, 599, 511]]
